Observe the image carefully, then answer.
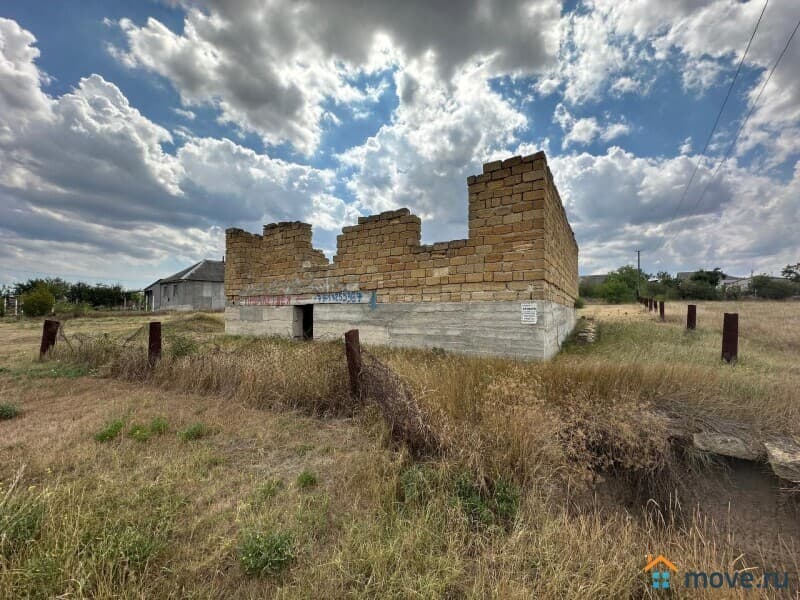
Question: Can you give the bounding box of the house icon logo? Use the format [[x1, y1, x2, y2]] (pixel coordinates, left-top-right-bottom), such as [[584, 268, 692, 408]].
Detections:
[[644, 554, 679, 590]]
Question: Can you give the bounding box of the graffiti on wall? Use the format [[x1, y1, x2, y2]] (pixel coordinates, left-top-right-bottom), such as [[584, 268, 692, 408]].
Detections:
[[239, 290, 376, 306], [239, 294, 300, 306], [313, 291, 368, 304]]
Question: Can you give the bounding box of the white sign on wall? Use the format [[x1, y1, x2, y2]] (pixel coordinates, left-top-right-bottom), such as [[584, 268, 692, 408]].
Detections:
[[521, 301, 538, 324]]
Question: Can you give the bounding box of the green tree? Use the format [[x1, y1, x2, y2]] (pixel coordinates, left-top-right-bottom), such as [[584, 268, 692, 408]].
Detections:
[[599, 279, 635, 304], [679, 280, 720, 300], [86, 284, 124, 308], [749, 275, 797, 299], [690, 268, 724, 287], [15, 277, 70, 300], [610, 265, 650, 293], [20, 283, 55, 317], [646, 271, 681, 300], [127, 291, 143, 307], [67, 281, 92, 303], [782, 263, 800, 283], [597, 265, 648, 303], [656, 271, 677, 287], [579, 282, 602, 298]]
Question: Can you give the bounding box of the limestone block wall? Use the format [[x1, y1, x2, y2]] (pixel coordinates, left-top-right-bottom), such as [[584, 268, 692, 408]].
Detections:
[[467, 154, 578, 306], [225, 151, 578, 308]]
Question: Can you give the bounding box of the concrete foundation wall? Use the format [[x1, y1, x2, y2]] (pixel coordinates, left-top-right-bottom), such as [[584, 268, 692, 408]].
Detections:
[[225, 300, 576, 360]]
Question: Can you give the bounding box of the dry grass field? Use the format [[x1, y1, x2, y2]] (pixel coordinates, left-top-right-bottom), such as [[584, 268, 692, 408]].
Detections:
[[1, 301, 799, 598]]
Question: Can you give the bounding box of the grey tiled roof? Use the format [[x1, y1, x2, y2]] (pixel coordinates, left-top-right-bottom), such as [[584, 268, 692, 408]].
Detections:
[[147, 259, 224, 289]]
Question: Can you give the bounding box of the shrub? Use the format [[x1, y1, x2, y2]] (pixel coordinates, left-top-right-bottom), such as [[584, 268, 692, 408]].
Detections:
[[53, 301, 92, 317], [574, 297, 585, 309], [116, 528, 161, 567], [578, 282, 602, 298], [168, 334, 197, 358], [453, 473, 519, 528], [149, 416, 169, 435], [490, 478, 520, 523], [94, 419, 125, 442], [90, 524, 162, 571], [599, 280, 634, 304], [749, 275, 798, 299], [20, 284, 55, 317], [723, 285, 742, 300], [679, 280, 720, 300], [296, 470, 318, 489], [127, 424, 151, 442], [454, 473, 494, 526], [237, 530, 295, 577], [0, 403, 20, 420], [253, 479, 284, 503], [45, 363, 88, 378], [19, 555, 60, 595], [645, 282, 680, 300], [178, 422, 209, 442], [399, 464, 435, 507]]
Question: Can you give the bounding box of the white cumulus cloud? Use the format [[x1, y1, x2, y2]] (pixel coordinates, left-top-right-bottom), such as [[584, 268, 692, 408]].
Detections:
[[111, 0, 561, 155]]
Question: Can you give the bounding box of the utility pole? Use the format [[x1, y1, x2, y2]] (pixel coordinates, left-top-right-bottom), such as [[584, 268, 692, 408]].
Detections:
[[636, 250, 641, 299]]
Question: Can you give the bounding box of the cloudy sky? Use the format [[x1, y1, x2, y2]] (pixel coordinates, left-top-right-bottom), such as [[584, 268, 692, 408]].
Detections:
[[1, 0, 799, 289]]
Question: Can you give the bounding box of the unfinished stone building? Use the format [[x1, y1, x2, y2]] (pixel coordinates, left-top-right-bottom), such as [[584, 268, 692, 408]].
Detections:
[[224, 152, 579, 359]]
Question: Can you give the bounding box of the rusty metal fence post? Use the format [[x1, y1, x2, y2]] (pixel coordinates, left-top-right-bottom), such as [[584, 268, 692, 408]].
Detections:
[[344, 329, 362, 398], [148, 321, 162, 367], [659, 300, 665, 321], [687, 304, 696, 330], [721, 313, 738, 363], [39, 319, 59, 359]]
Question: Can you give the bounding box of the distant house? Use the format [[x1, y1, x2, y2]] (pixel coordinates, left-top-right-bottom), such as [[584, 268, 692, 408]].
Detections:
[[719, 275, 747, 288], [144, 259, 225, 311], [724, 275, 788, 292], [678, 271, 747, 288], [2, 295, 18, 315]]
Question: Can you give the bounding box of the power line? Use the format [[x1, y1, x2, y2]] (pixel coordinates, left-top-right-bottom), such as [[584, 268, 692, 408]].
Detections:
[[667, 0, 768, 228], [687, 17, 800, 216]]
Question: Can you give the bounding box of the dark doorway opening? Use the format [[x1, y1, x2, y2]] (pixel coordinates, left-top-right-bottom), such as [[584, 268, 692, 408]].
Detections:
[[300, 304, 313, 340]]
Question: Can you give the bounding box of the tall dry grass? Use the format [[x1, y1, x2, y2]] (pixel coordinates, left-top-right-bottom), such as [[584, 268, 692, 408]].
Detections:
[[52, 305, 800, 492], [56, 322, 673, 491], [576, 301, 800, 434], [7, 303, 796, 598], [53, 314, 351, 414]]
